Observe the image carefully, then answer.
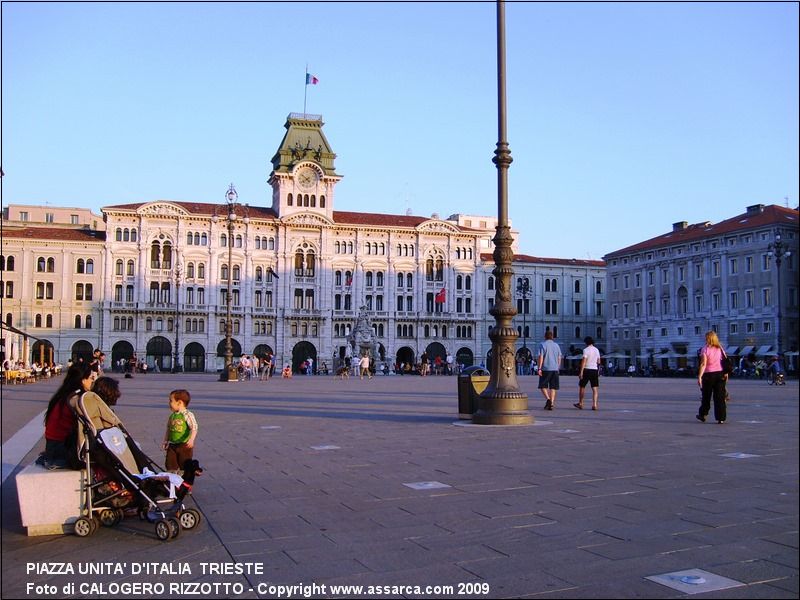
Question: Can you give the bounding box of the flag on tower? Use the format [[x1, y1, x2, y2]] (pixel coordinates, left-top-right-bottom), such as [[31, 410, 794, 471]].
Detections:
[[435, 288, 446, 304], [306, 73, 319, 85]]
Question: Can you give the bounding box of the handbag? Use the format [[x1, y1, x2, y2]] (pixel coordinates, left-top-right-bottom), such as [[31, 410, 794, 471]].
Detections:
[[720, 349, 734, 376]]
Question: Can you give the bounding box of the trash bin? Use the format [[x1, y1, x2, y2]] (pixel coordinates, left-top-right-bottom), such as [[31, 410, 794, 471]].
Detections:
[[458, 366, 490, 419]]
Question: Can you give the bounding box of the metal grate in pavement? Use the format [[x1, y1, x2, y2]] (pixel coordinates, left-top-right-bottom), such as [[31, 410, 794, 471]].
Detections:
[[646, 568, 745, 595]]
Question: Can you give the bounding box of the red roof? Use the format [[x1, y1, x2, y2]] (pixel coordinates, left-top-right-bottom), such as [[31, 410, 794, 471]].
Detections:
[[604, 205, 798, 258], [481, 253, 605, 267], [1, 226, 106, 242]]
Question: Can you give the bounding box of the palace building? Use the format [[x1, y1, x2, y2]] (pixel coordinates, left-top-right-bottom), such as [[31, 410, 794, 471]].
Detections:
[[604, 203, 799, 370], [1, 113, 607, 371]]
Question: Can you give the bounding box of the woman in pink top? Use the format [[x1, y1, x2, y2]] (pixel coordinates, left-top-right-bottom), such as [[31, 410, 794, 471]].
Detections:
[[696, 331, 728, 424]]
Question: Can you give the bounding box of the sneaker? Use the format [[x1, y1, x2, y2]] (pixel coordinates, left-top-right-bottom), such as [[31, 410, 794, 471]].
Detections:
[[543, 400, 553, 410], [717, 420, 725, 424], [696, 414, 706, 423]]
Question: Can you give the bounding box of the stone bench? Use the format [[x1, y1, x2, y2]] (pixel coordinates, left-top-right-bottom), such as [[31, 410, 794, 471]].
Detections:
[[16, 464, 84, 536]]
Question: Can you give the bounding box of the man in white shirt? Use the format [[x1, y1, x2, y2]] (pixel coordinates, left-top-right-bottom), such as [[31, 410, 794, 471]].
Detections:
[[359, 355, 372, 380], [575, 336, 601, 411]]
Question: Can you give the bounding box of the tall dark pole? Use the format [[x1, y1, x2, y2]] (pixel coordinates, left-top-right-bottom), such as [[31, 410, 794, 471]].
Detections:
[[473, 0, 532, 425], [768, 230, 791, 360], [172, 262, 182, 373], [218, 184, 242, 382]]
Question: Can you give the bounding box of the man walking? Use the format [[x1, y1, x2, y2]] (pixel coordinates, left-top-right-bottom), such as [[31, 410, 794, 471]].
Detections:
[[575, 336, 601, 411], [537, 331, 562, 410]]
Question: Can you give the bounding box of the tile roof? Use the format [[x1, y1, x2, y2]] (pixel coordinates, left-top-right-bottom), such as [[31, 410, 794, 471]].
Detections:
[[1, 226, 106, 242], [102, 201, 279, 219], [604, 204, 798, 258], [481, 253, 605, 267]]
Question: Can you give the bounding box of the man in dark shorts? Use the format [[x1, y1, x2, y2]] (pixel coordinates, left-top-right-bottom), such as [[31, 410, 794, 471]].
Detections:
[[575, 336, 601, 410], [537, 330, 562, 410]]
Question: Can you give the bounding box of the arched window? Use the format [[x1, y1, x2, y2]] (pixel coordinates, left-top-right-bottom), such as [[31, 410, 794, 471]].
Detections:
[[115, 260, 123, 276], [466, 275, 472, 290], [162, 242, 172, 269], [187, 263, 195, 278], [35, 314, 43, 327], [221, 264, 229, 280], [545, 279, 551, 293], [311, 195, 316, 208], [116, 228, 123, 241], [306, 251, 316, 277], [435, 259, 444, 281], [456, 275, 463, 290], [46, 257, 55, 272], [574, 280, 581, 293], [201, 233, 207, 245], [127, 260, 135, 276], [37, 257, 46, 272], [425, 258, 434, 281], [488, 276, 495, 290], [552, 279, 558, 292], [74, 315, 81, 328], [198, 263, 205, 279], [377, 272, 384, 287], [596, 280, 602, 294], [187, 232, 194, 245], [294, 250, 304, 276], [320, 195, 326, 208], [235, 235, 243, 248], [287, 193, 293, 206], [575, 326, 581, 339], [150, 242, 161, 268], [6, 256, 13, 271], [77, 259, 85, 273], [86, 315, 92, 329], [221, 234, 228, 247], [233, 265, 241, 281], [86, 259, 94, 274], [123, 229, 130, 242], [407, 273, 413, 288], [366, 271, 373, 287], [336, 271, 343, 286], [194, 232, 200, 245], [131, 229, 138, 242], [256, 266, 263, 282]]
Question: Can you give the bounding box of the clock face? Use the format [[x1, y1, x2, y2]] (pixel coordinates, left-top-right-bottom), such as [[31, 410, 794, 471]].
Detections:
[[296, 167, 318, 189]]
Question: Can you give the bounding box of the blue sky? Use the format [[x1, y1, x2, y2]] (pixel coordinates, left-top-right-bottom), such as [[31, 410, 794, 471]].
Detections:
[[2, 2, 797, 260]]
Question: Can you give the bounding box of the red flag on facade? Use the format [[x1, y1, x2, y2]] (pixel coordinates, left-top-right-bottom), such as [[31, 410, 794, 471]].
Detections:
[[435, 288, 446, 304], [345, 275, 353, 287]]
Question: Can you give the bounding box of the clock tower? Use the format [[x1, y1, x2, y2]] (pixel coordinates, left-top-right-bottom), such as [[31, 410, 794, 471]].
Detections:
[[268, 113, 341, 221]]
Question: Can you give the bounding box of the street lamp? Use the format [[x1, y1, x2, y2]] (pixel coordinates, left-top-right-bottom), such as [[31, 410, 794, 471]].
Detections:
[[473, 0, 532, 425], [171, 262, 182, 373], [516, 278, 531, 374], [767, 230, 792, 360], [213, 183, 248, 382]]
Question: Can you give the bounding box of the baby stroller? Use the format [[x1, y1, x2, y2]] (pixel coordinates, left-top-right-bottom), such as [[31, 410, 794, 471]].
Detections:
[[70, 391, 202, 541]]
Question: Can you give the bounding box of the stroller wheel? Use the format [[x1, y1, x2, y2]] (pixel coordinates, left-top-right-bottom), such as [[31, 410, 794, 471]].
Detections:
[[99, 509, 118, 527], [74, 517, 94, 537], [179, 509, 201, 530], [155, 519, 172, 541], [168, 518, 181, 539]]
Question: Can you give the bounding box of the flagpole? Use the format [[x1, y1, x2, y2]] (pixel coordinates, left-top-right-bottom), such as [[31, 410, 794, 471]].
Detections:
[[303, 63, 308, 117]]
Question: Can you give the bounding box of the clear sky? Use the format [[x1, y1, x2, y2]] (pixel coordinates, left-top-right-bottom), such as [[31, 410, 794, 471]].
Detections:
[[2, 2, 797, 260]]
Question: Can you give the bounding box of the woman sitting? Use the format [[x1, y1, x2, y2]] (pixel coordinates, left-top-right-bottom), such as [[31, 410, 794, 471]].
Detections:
[[39, 363, 98, 469]]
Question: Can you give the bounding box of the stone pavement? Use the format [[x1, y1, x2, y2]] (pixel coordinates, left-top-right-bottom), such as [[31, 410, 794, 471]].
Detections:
[[1, 372, 797, 599]]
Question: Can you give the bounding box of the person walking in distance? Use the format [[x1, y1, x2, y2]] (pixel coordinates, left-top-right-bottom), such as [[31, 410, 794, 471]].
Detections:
[[574, 336, 601, 411], [696, 330, 728, 424], [537, 331, 563, 410], [359, 354, 372, 380]]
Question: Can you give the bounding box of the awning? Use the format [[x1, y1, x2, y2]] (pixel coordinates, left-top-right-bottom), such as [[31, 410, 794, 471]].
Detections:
[[565, 354, 584, 360], [739, 345, 755, 356], [725, 346, 740, 355], [756, 345, 775, 356], [603, 352, 629, 359]]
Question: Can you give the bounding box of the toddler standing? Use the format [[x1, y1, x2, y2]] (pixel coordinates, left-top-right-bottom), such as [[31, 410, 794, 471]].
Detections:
[[161, 389, 198, 473]]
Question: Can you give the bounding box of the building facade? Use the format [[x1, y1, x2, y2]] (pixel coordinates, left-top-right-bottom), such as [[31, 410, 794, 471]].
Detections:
[[603, 204, 799, 370], [1, 113, 606, 371]]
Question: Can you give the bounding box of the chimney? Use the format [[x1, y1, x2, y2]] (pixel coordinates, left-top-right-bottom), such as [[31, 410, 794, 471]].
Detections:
[[746, 204, 765, 215], [672, 221, 688, 232]]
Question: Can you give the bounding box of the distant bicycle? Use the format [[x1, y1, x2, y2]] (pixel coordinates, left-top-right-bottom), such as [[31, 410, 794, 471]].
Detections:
[[767, 372, 786, 386]]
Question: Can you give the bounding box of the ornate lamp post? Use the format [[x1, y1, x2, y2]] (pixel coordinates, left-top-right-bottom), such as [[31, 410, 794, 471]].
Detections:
[[767, 230, 791, 360], [213, 184, 247, 382], [171, 262, 183, 373], [473, 0, 532, 425]]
